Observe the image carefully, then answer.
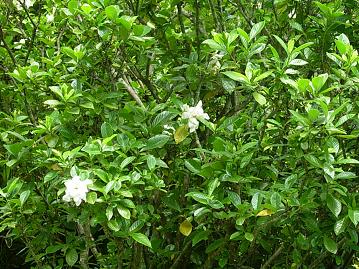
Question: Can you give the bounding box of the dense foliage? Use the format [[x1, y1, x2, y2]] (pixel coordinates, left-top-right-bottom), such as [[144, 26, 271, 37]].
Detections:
[[1, 0, 359, 268]]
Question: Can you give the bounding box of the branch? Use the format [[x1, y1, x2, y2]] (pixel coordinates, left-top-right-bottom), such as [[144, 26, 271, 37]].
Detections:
[[194, 0, 201, 56], [0, 26, 17, 65], [309, 238, 346, 269], [23, 6, 42, 65], [77, 223, 90, 269], [216, 0, 225, 31], [234, 0, 253, 27], [120, 74, 146, 109], [208, 0, 220, 31], [131, 64, 161, 102], [261, 243, 285, 269], [169, 240, 192, 269], [56, 20, 68, 55]]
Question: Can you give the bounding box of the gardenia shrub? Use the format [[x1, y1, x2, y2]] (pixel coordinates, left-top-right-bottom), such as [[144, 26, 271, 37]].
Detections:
[[0, 0, 358, 268]]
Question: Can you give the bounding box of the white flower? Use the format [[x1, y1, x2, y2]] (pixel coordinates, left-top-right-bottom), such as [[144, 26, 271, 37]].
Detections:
[[289, 9, 296, 18], [182, 101, 209, 120], [63, 176, 92, 206], [188, 117, 199, 133], [181, 101, 209, 132], [13, 0, 33, 10], [46, 14, 54, 23]]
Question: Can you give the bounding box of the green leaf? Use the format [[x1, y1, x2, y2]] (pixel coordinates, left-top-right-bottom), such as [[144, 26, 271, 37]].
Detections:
[[207, 178, 220, 196], [131, 232, 152, 248], [336, 158, 359, 164], [147, 155, 156, 171], [348, 209, 359, 226], [68, 0, 78, 14], [335, 114, 356, 127], [82, 143, 101, 156], [129, 220, 145, 233], [230, 231, 241, 240], [285, 174, 297, 189], [46, 245, 63, 254], [228, 191, 241, 208], [117, 205, 131, 219], [290, 110, 311, 126], [304, 154, 322, 168], [101, 122, 113, 138], [151, 111, 175, 127], [105, 5, 120, 21], [273, 35, 288, 54], [19, 190, 30, 206], [186, 192, 210, 205], [205, 238, 225, 254], [86, 192, 97, 204], [208, 199, 224, 209], [251, 192, 260, 210], [142, 135, 169, 150], [312, 74, 328, 92], [108, 219, 120, 231], [245, 232, 254, 242], [270, 192, 282, 208], [223, 71, 249, 83], [289, 59, 308, 66], [120, 156, 136, 170], [44, 100, 61, 106], [323, 236, 337, 254], [106, 206, 113, 220], [334, 217, 347, 235], [323, 163, 335, 179], [253, 70, 273, 82], [104, 180, 116, 194], [192, 229, 210, 246], [253, 92, 266, 106], [66, 248, 78, 267], [249, 21, 265, 40], [184, 159, 201, 174], [327, 194, 341, 218], [203, 39, 224, 51]]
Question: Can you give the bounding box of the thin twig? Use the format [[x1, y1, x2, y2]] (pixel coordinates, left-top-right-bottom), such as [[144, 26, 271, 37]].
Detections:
[[194, 0, 201, 57], [120, 74, 146, 108], [261, 243, 285, 269], [24, 7, 42, 65], [208, 0, 220, 31], [169, 240, 192, 269], [0, 26, 17, 65], [56, 20, 68, 55]]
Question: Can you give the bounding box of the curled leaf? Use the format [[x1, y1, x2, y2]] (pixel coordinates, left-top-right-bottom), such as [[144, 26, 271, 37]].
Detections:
[[174, 125, 189, 144], [179, 219, 192, 236], [256, 209, 273, 217]]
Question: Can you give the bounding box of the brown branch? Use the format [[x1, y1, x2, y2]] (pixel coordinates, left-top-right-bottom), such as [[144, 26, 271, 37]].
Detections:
[[169, 240, 192, 269], [120, 74, 146, 108], [77, 223, 90, 269], [0, 26, 17, 65], [194, 0, 201, 56], [131, 65, 161, 102], [208, 0, 220, 31], [261, 243, 285, 269], [56, 20, 68, 55], [234, 0, 253, 27], [309, 238, 346, 269], [24, 6, 42, 65]]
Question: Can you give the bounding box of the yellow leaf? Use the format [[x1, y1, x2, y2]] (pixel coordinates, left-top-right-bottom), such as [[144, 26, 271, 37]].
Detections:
[[174, 125, 189, 144], [179, 219, 192, 236], [256, 209, 273, 217], [51, 163, 62, 171]]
